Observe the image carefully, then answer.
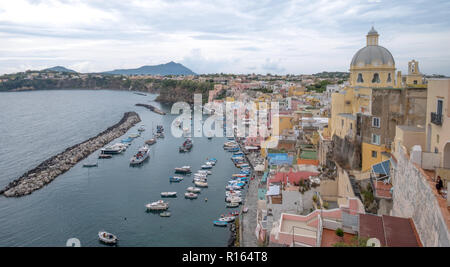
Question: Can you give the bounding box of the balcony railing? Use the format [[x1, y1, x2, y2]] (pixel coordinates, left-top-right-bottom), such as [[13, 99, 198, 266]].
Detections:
[[431, 112, 443, 125]]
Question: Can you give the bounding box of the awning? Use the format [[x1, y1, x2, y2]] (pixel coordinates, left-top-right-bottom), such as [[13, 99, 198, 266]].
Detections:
[[371, 160, 390, 178], [266, 185, 280, 196]]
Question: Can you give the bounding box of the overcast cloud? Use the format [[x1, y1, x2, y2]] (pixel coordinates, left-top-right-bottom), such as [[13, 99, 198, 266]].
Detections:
[[0, 0, 449, 75]]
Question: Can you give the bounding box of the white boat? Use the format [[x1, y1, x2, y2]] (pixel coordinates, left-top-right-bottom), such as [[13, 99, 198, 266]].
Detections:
[[83, 162, 98, 168], [194, 181, 208, 188], [129, 133, 140, 138], [174, 166, 191, 174], [146, 200, 169, 211], [196, 170, 211, 175], [226, 191, 242, 197], [201, 165, 213, 169], [160, 192, 177, 197], [184, 192, 198, 199], [138, 126, 146, 132], [130, 145, 150, 165], [186, 187, 201, 193], [219, 216, 236, 222], [160, 212, 171, 217], [205, 161, 215, 166], [226, 196, 242, 203], [98, 231, 118, 244], [193, 177, 207, 183], [194, 173, 207, 178], [101, 143, 126, 154], [226, 202, 240, 208]]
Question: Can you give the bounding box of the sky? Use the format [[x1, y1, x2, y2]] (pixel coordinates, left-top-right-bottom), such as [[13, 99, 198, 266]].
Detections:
[[0, 0, 450, 75]]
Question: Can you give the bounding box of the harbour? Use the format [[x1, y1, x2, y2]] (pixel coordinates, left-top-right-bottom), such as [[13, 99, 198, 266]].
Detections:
[[0, 90, 244, 247]]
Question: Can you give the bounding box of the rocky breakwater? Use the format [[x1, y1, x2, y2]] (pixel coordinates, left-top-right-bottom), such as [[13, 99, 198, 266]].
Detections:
[[0, 112, 141, 197], [135, 103, 166, 115]]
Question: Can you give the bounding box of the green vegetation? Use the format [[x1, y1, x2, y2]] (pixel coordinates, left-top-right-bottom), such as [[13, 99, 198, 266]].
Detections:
[[335, 228, 344, 238], [306, 80, 331, 93], [332, 236, 370, 247], [252, 88, 273, 94]]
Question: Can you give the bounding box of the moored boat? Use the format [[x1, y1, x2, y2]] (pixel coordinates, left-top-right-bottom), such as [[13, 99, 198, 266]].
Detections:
[[159, 212, 171, 217], [219, 216, 236, 222], [83, 162, 98, 168], [186, 187, 201, 193], [169, 176, 184, 182], [146, 200, 169, 211], [161, 192, 177, 197], [145, 138, 156, 145], [201, 164, 212, 169], [226, 202, 240, 208], [213, 220, 228, 227], [98, 154, 112, 159], [98, 231, 118, 244], [184, 192, 198, 199], [194, 181, 208, 188], [174, 166, 191, 174], [130, 145, 150, 165]]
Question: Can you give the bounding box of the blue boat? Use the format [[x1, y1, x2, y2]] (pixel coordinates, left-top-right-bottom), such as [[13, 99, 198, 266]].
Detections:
[[201, 165, 213, 169], [121, 137, 133, 143], [213, 220, 228, 227], [208, 158, 217, 163], [169, 176, 184, 182], [226, 147, 240, 152]]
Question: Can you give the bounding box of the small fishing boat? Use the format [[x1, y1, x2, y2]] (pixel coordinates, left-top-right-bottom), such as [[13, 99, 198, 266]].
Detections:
[[98, 154, 112, 159], [201, 165, 213, 170], [179, 138, 193, 152], [226, 202, 240, 208], [207, 158, 217, 163], [225, 147, 240, 152], [169, 176, 184, 182], [219, 216, 236, 222], [205, 161, 215, 166], [243, 207, 249, 213], [194, 181, 208, 188], [213, 220, 228, 227], [174, 166, 191, 174], [160, 212, 171, 217], [184, 192, 198, 199], [121, 137, 133, 143], [130, 145, 150, 165], [156, 125, 164, 133], [98, 231, 118, 244], [161, 192, 177, 197], [196, 170, 211, 175], [83, 162, 98, 168], [193, 177, 207, 183], [155, 132, 164, 138], [129, 133, 140, 139], [145, 138, 156, 145], [146, 200, 169, 211], [138, 125, 146, 132], [226, 196, 242, 203], [186, 187, 201, 193]]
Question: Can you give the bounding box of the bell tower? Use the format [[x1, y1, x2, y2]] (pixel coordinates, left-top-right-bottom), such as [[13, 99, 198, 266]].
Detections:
[[406, 59, 424, 86]]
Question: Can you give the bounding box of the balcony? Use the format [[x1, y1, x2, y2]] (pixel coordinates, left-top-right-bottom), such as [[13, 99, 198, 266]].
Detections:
[[431, 112, 443, 125]]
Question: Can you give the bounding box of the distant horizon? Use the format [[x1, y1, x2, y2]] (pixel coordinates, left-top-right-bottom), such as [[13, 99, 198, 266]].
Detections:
[[1, 1, 450, 76]]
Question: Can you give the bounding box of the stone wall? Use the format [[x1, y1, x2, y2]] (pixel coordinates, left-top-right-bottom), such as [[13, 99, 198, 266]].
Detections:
[[391, 145, 450, 246]]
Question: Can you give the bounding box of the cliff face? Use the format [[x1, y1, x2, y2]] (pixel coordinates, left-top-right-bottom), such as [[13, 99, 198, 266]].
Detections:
[[155, 80, 213, 104]]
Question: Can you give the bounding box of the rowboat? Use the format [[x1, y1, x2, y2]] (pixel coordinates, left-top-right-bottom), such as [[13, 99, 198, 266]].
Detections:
[[219, 216, 236, 222], [161, 192, 177, 197], [213, 221, 228, 227], [159, 212, 171, 217], [174, 166, 191, 174], [184, 192, 198, 199], [186, 187, 201, 193], [98, 231, 118, 244], [194, 181, 208, 188], [83, 162, 98, 168], [226, 202, 240, 208]]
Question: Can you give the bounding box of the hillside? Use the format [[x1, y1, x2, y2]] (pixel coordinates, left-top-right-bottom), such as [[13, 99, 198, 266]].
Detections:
[[43, 66, 77, 73], [103, 61, 196, 76]]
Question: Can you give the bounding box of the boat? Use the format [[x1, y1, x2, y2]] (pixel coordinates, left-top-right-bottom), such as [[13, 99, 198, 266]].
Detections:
[[130, 145, 150, 165], [169, 176, 184, 182], [223, 141, 238, 147], [226, 196, 242, 203], [243, 206, 249, 213], [179, 139, 193, 152], [201, 165, 213, 169], [194, 181, 208, 188], [83, 162, 98, 168], [101, 143, 126, 154], [129, 133, 140, 139], [161, 192, 177, 197], [159, 212, 171, 217], [98, 154, 112, 159], [193, 177, 207, 183], [226, 202, 240, 208], [186, 187, 201, 193], [219, 216, 236, 222], [184, 192, 198, 199], [213, 220, 228, 227], [207, 158, 217, 163], [205, 161, 215, 166], [225, 147, 240, 152], [174, 166, 191, 174], [145, 138, 156, 145], [98, 231, 118, 244], [156, 125, 164, 133], [196, 170, 211, 175], [138, 125, 146, 132], [155, 132, 164, 138], [121, 137, 133, 143], [146, 200, 169, 211]]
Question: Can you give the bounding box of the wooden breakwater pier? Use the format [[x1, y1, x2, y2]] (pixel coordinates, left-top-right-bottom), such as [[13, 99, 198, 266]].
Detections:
[[135, 103, 166, 115], [0, 112, 141, 197]]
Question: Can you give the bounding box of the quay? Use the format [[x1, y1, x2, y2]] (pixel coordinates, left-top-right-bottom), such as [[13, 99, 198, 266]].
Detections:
[[135, 103, 166, 115], [0, 112, 141, 197]]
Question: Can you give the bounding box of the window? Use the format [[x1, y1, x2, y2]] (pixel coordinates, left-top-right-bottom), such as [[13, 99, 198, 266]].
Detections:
[[357, 73, 364, 83], [372, 151, 377, 158], [350, 123, 353, 130], [372, 73, 380, 83], [387, 73, 392, 83], [372, 117, 380, 128], [437, 99, 443, 115], [372, 134, 380, 145], [413, 80, 417, 85]]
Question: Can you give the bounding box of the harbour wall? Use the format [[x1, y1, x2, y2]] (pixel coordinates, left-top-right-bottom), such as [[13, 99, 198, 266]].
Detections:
[[0, 112, 141, 197]]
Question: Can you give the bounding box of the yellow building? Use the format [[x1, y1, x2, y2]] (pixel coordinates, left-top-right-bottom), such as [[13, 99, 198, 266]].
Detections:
[[330, 27, 426, 171]]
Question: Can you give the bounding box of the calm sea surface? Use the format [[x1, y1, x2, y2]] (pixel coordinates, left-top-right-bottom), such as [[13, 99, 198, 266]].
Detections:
[[0, 90, 240, 247]]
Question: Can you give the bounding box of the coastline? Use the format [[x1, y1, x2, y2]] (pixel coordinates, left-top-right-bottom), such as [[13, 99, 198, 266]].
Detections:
[[0, 111, 141, 197]]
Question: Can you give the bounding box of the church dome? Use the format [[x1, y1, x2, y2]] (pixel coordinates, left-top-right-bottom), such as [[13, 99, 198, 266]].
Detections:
[[350, 27, 395, 68], [350, 45, 395, 67]]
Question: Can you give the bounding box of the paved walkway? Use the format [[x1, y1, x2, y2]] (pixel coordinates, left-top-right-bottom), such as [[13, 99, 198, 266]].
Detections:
[[241, 173, 259, 247]]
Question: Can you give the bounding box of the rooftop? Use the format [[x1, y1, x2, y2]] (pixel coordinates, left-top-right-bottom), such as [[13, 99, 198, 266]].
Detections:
[[320, 229, 357, 247]]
